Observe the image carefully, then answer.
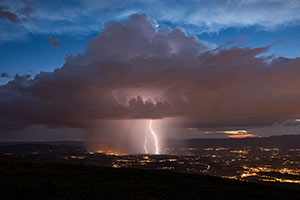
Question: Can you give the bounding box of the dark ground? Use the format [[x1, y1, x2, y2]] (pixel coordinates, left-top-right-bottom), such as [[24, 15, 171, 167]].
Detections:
[[0, 155, 299, 200]]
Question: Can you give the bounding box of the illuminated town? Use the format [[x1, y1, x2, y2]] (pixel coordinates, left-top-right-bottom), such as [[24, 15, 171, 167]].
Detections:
[[2, 143, 300, 186]]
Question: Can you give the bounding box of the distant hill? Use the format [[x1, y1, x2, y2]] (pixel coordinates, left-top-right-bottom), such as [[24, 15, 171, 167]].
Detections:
[[0, 155, 299, 200], [166, 134, 300, 149], [1, 134, 300, 152], [0, 140, 84, 147], [0, 143, 84, 154]]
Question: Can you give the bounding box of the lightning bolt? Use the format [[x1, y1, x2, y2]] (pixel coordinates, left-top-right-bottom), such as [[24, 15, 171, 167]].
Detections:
[[149, 120, 159, 154], [143, 126, 148, 154]]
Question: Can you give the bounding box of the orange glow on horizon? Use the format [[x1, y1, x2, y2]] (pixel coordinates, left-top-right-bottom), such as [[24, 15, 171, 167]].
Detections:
[[94, 150, 128, 156], [228, 134, 260, 138], [205, 130, 248, 135]]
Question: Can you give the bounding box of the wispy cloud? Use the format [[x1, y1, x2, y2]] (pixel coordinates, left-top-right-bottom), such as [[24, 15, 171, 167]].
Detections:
[[48, 36, 61, 47], [0, 6, 20, 23], [1, 0, 300, 41]]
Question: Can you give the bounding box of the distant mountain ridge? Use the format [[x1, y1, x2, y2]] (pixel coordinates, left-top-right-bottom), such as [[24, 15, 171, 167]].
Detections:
[[0, 140, 84, 147], [166, 134, 300, 149], [0, 134, 299, 150]]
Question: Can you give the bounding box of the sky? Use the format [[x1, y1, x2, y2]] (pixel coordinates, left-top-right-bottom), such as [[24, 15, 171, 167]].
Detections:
[[1, 0, 300, 143]]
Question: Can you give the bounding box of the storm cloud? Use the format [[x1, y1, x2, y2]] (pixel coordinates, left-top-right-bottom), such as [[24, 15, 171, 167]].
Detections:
[[1, 14, 300, 130]]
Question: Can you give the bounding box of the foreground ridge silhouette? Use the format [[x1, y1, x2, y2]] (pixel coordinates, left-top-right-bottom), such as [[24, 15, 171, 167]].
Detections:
[[0, 155, 299, 200]]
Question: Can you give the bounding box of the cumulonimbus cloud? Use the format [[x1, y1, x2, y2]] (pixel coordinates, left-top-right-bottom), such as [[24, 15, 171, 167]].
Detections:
[[1, 14, 300, 130]]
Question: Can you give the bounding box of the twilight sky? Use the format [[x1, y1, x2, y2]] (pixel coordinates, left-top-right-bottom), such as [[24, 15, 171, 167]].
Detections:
[[1, 0, 300, 141]]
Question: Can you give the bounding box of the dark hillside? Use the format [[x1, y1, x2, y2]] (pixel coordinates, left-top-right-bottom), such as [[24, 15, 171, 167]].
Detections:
[[0, 155, 299, 200]]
